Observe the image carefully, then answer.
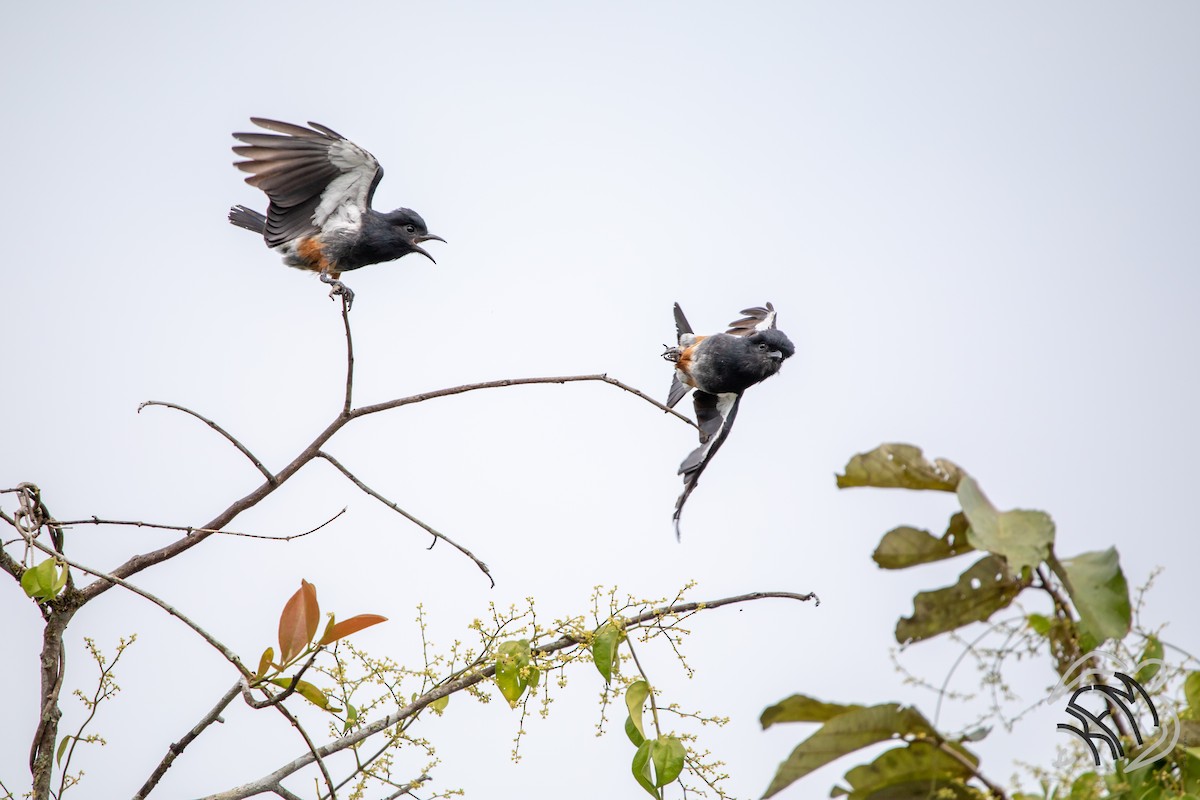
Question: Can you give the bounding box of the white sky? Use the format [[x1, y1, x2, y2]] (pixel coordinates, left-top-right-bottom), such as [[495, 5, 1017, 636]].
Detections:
[[2, 2, 1198, 798]]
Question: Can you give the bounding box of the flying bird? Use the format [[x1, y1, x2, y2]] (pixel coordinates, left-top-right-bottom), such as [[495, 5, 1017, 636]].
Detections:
[[662, 302, 795, 538], [228, 118, 444, 308]]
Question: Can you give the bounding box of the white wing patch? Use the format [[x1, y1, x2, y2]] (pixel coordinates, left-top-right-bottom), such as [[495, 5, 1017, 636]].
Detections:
[[313, 138, 379, 233], [725, 303, 777, 336]]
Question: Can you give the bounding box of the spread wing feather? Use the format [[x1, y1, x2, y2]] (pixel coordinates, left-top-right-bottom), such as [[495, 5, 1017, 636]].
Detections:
[[726, 303, 777, 336], [232, 118, 383, 248], [673, 303, 694, 338], [667, 375, 690, 409], [673, 391, 741, 539]]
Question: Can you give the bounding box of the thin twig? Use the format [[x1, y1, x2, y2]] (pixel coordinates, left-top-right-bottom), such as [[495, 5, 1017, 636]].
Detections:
[[380, 775, 430, 799], [199, 589, 818, 800], [134, 681, 242, 799], [57, 636, 134, 798], [317, 452, 494, 588], [624, 635, 662, 737], [139, 401, 276, 484], [935, 740, 1008, 799], [341, 296, 354, 416], [19, 533, 251, 678], [50, 510, 346, 542], [272, 702, 337, 800], [85, 373, 689, 604], [240, 648, 324, 710], [350, 374, 698, 429]]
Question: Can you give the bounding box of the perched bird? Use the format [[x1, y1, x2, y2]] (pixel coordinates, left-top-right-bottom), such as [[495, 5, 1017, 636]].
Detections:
[[228, 118, 444, 308], [662, 302, 795, 538]]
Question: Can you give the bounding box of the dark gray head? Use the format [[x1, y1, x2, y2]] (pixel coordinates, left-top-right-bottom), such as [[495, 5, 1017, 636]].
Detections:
[[382, 208, 445, 263], [747, 329, 796, 362]]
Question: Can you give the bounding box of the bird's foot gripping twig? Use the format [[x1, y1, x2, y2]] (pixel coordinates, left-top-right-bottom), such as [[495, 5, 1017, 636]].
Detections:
[[319, 272, 354, 310]]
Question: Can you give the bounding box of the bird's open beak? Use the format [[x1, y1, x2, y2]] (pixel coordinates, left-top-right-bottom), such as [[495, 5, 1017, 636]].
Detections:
[[412, 234, 446, 264]]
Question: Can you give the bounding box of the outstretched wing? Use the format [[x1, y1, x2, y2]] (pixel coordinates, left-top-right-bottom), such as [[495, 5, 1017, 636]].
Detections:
[[673, 391, 742, 539], [674, 303, 694, 338], [666, 302, 696, 408], [726, 303, 777, 336], [233, 118, 384, 248]]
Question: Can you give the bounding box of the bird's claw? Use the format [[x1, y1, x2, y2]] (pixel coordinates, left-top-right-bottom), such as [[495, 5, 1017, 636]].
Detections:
[[661, 344, 682, 363], [320, 274, 355, 310]]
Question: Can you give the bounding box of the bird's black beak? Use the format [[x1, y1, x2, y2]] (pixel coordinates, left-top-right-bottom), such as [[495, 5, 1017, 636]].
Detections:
[[412, 234, 446, 264]]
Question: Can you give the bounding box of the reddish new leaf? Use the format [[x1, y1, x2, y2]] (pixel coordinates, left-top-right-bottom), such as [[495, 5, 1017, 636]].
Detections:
[[319, 614, 388, 646], [278, 580, 319, 664]]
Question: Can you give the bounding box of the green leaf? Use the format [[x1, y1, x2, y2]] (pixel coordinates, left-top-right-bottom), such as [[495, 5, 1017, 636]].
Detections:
[[872, 513, 973, 569], [430, 695, 449, 715], [592, 622, 622, 684], [760, 694, 863, 729], [626, 680, 651, 741], [762, 703, 939, 798], [625, 715, 646, 747], [1027, 613, 1053, 637], [495, 639, 534, 706], [268, 676, 339, 711], [957, 475, 1054, 574], [255, 647, 275, 680], [56, 735, 72, 766], [895, 555, 1022, 644], [1183, 672, 1200, 721], [21, 557, 67, 601], [343, 702, 357, 733], [1135, 636, 1164, 685], [1061, 548, 1131, 643], [837, 444, 962, 491], [632, 740, 660, 799], [652, 736, 686, 787], [837, 742, 977, 800]]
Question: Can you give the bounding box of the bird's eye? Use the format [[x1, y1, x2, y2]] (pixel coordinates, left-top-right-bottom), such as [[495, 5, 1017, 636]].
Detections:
[[405, 225, 416, 234], [757, 343, 769, 351]]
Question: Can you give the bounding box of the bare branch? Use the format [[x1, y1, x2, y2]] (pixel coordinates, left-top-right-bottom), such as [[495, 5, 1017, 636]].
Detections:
[[82, 373, 686, 603], [139, 401, 276, 484], [349, 373, 698, 428], [134, 681, 241, 800], [20, 534, 251, 678], [199, 589, 818, 799], [341, 296, 354, 416], [239, 648, 323, 711], [272, 703, 337, 800], [317, 452, 493, 588], [51, 510, 346, 542]]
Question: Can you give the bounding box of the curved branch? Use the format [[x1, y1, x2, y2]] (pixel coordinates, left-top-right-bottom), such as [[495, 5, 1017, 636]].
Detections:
[[199, 589, 818, 799], [51, 510, 346, 542], [82, 373, 689, 603], [350, 374, 698, 428], [139, 401, 275, 484], [21, 535, 251, 678], [317, 452, 493, 588]]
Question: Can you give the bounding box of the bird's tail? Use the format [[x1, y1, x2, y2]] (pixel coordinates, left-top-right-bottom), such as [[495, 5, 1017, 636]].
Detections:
[[228, 205, 267, 234]]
